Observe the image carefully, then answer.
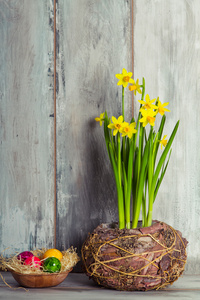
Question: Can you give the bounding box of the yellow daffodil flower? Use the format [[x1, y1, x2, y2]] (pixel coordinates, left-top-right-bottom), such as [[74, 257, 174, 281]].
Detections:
[[139, 109, 157, 127], [95, 112, 105, 126], [156, 98, 171, 116], [108, 115, 124, 136], [115, 68, 134, 88], [129, 79, 142, 95], [138, 94, 157, 110], [159, 135, 168, 150], [121, 122, 137, 139]]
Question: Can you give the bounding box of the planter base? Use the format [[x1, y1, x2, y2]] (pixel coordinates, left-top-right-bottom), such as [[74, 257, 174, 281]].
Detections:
[[81, 221, 188, 291]]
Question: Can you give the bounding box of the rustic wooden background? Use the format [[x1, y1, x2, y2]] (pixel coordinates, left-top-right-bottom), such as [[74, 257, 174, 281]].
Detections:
[[0, 0, 55, 252], [0, 0, 199, 274]]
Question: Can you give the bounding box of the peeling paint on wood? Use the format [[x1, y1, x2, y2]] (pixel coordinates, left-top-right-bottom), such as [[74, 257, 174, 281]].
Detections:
[[55, 0, 132, 270], [0, 0, 55, 255], [133, 0, 200, 274], [0, 0, 200, 275]]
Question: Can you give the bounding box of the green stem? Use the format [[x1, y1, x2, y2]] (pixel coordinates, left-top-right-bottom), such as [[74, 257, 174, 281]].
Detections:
[[142, 180, 147, 227], [122, 138, 126, 173], [147, 208, 153, 227], [147, 121, 180, 226], [141, 78, 145, 99], [147, 128, 153, 225], [117, 133, 121, 187], [122, 86, 124, 120], [132, 140, 149, 228], [108, 143, 125, 229], [137, 126, 144, 192], [125, 139, 134, 229], [121, 85, 125, 176]]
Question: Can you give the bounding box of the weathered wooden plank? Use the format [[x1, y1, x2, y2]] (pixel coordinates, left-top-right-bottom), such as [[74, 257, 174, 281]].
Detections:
[[0, 0, 55, 255], [1, 0, 199, 276], [1, 273, 200, 299], [134, 0, 200, 274], [56, 0, 132, 266]]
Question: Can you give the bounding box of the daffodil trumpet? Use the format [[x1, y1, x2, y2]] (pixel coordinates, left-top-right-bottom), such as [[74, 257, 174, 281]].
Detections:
[[95, 69, 179, 229]]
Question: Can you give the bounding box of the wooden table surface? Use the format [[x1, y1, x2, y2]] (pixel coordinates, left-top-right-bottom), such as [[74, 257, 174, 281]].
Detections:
[[0, 272, 200, 300]]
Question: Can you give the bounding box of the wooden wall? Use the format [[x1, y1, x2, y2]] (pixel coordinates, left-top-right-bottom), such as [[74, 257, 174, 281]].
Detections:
[[134, 0, 200, 274], [0, 0, 55, 253], [55, 0, 132, 256], [0, 0, 199, 274]]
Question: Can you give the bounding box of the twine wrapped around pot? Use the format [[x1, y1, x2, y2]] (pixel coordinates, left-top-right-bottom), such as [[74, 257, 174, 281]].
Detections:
[[81, 220, 188, 291]]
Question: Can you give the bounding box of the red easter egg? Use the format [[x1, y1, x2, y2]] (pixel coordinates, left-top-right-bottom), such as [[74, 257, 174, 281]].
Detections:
[[17, 251, 34, 262], [24, 256, 41, 268]]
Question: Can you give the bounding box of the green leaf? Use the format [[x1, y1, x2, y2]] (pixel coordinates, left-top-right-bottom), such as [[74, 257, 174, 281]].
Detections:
[[154, 149, 172, 201], [132, 139, 149, 228], [153, 115, 166, 167], [149, 120, 179, 202], [108, 142, 125, 229], [147, 128, 154, 195], [126, 140, 134, 207]]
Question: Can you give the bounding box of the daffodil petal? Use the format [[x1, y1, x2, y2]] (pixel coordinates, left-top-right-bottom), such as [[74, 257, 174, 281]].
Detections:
[[118, 115, 124, 123], [143, 120, 148, 127], [123, 81, 129, 88], [127, 72, 133, 77], [163, 102, 169, 107], [115, 74, 123, 79], [113, 129, 118, 136], [112, 116, 117, 123], [128, 78, 134, 84], [108, 124, 115, 129], [138, 100, 146, 105], [139, 117, 145, 123]]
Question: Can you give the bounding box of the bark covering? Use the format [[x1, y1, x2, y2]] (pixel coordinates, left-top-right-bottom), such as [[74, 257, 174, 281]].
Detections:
[[81, 221, 188, 291]]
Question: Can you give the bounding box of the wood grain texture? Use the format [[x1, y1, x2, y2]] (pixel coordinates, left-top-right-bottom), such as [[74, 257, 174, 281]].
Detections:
[[1, 273, 200, 299], [134, 0, 200, 274], [0, 0, 199, 276], [55, 0, 132, 267], [0, 0, 55, 255]]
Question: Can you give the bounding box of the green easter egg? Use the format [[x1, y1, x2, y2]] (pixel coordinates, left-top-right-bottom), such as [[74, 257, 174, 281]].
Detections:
[[43, 257, 61, 273]]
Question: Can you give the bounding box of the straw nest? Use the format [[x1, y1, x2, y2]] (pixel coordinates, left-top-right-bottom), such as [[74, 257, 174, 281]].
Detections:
[[0, 247, 80, 274]]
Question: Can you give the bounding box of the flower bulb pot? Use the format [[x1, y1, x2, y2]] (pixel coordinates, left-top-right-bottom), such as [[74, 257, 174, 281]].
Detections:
[[81, 220, 188, 291]]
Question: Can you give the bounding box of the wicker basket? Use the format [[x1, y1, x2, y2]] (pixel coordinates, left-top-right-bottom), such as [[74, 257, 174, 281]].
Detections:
[[81, 220, 188, 291]]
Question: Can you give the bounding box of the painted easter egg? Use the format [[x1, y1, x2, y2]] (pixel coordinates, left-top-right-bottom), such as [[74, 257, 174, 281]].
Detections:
[[43, 257, 61, 273], [17, 251, 34, 262], [43, 249, 63, 261], [24, 256, 41, 268]]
